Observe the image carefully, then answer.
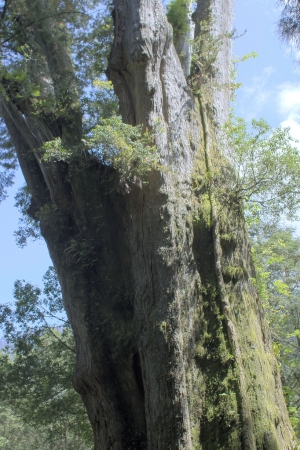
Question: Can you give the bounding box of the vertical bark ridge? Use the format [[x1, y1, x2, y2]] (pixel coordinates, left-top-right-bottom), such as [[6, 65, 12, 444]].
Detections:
[[193, 0, 233, 127], [0, 94, 71, 206], [42, 175, 149, 449], [0, 98, 49, 207], [198, 91, 256, 449], [108, 1, 203, 447]]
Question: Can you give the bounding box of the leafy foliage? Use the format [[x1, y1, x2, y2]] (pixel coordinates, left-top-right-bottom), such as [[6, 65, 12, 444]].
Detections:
[[0, 403, 48, 450], [223, 115, 300, 225], [0, 121, 17, 202], [0, 0, 159, 203], [40, 115, 160, 183], [166, 0, 191, 43], [0, 267, 67, 352], [89, 116, 160, 181], [0, 0, 117, 196], [82, 80, 119, 133], [251, 227, 300, 436], [0, 267, 93, 449], [222, 112, 300, 437], [190, 20, 226, 83], [0, 330, 92, 449], [13, 185, 41, 248], [230, 52, 258, 101], [188, 19, 236, 89]]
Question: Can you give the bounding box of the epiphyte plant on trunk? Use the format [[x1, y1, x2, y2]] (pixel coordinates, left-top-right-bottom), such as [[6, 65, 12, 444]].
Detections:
[[0, 0, 297, 449]]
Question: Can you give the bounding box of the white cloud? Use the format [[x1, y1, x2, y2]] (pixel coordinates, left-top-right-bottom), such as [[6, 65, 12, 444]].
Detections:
[[277, 83, 300, 143], [281, 118, 300, 143], [239, 66, 275, 119], [243, 66, 274, 96], [278, 83, 300, 115]]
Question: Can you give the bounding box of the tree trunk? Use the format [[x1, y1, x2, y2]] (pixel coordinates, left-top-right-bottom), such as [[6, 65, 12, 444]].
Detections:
[[0, 0, 296, 449]]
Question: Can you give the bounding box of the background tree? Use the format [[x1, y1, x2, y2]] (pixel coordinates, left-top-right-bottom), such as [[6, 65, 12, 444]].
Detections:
[[278, 0, 300, 51], [0, 403, 48, 450], [224, 115, 300, 226], [250, 227, 300, 437], [0, 268, 93, 449], [223, 111, 300, 440], [0, 0, 296, 449]]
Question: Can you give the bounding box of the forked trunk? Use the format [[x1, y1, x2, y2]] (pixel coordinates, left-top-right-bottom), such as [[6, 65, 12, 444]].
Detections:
[[0, 0, 296, 448]]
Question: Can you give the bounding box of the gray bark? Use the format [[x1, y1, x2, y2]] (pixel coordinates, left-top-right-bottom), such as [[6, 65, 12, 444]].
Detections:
[[193, 0, 233, 127], [0, 0, 297, 448]]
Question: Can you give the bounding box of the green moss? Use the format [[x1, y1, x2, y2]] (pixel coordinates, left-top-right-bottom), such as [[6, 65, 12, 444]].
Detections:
[[222, 265, 244, 281], [188, 74, 295, 449], [197, 322, 241, 449], [199, 192, 212, 228], [189, 219, 242, 446]]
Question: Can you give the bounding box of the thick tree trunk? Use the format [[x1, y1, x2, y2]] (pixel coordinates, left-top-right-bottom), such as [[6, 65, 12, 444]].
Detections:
[[0, 0, 296, 448]]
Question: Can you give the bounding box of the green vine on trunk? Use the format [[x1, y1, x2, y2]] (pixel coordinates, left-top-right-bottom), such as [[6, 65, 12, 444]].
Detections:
[[189, 20, 234, 88]]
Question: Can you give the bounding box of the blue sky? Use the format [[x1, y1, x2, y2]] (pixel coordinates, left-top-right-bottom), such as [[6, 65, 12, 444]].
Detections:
[[234, 0, 300, 136], [1, 0, 299, 305], [0, 170, 52, 304]]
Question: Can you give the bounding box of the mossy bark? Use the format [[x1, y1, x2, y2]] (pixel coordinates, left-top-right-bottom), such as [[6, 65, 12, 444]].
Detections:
[[0, 0, 296, 448]]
